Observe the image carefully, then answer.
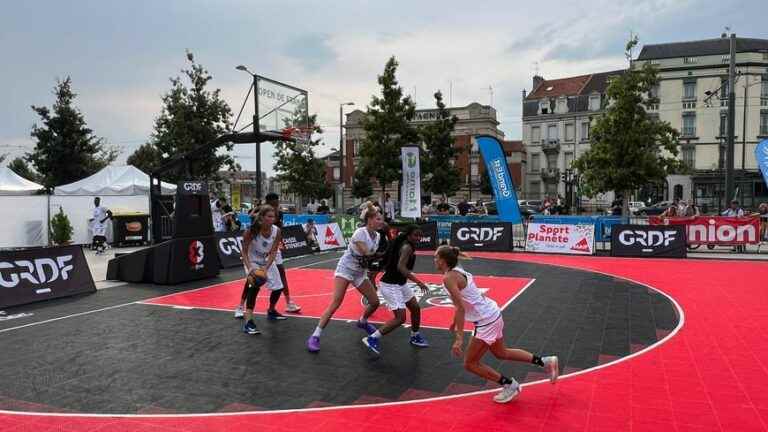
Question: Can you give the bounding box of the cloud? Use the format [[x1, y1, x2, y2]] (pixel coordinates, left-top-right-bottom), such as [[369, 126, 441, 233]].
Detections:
[[284, 33, 338, 70]]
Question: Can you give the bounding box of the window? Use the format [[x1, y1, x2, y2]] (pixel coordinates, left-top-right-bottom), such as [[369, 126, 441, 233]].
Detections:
[[353, 139, 360, 156], [530, 153, 540, 171], [682, 114, 696, 137], [333, 167, 340, 180], [557, 97, 567, 113], [760, 111, 768, 136], [719, 114, 727, 137], [589, 95, 601, 111], [540, 100, 549, 115], [547, 124, 558, 140], [470, 162, 478, 177], [531, 126, 541, 143], [763, 52, 768, 61], [529, 181, 541, 197], [581, 122, 590, 141], [682, 147, 695, 169], [720, 78, 729, 101], [683, 57, 697, 64], [761, 75, 768, 101], [546, 153, 557, 168], [721, 55, 730, 64], [649, 84, 660, 99], [683, 81, 696, 100], [564, 151, 574, 168], [565, 123, 575, 141]]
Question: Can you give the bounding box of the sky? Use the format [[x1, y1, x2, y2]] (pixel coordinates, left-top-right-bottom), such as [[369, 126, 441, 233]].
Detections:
[[1, 0, 766, 177]]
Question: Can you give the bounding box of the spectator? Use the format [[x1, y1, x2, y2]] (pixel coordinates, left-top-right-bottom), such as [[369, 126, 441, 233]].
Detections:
[[610, 195, 623, 216], [758, 202, 768, 241], [383, 193, 396, 221], [436, 197, 450, 215], [721, 200, 745, 217], [683, 201, 701, 217], [211, 197, 225, 232], [421, 201, 432, 216], [457, 198, 471, 216], [660, 204, 678, 218], [221, 199, 240, 232], [316, 199, 330, 214], [305, 218, 319, 249], [306, 199, 318, 214], [475, 199, 488, 216]]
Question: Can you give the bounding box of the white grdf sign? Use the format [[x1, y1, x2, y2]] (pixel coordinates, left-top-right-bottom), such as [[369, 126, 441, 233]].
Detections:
[[400, 147, 422, 218], [525, 223, 595, 255]]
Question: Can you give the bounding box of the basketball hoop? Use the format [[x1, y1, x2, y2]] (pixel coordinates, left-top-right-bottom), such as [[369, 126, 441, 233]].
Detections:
[[281, 126, 313, 144]]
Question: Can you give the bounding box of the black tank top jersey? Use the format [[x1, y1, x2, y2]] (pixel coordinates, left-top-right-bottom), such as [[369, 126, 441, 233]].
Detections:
[[381, 239, 415, 285]]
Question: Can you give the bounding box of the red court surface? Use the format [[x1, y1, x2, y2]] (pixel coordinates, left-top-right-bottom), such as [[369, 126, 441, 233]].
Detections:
[[1, 253, 767, 431], [141, 268, 532, 330]]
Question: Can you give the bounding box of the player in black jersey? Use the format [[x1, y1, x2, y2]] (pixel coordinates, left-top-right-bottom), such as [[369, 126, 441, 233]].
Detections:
[[362, 225, 429, 355]]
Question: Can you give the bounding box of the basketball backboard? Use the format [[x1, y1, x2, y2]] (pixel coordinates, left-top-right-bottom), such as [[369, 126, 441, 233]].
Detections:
[[256, 75, 309, 137]]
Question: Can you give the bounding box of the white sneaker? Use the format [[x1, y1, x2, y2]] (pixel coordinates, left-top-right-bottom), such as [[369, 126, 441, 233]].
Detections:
[[542, 356, 559, 384], [493, 380, 521, 403], [286, 302, 302, 313], [234, 305, 244, 319]]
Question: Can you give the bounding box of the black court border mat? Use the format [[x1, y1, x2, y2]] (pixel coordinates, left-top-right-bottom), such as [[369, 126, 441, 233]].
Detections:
[[0, 253, 679, 414]]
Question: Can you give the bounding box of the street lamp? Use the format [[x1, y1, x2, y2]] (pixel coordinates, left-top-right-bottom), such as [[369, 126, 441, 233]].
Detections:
[[339, 102, 355, 211], [235, 65, 262, 200]]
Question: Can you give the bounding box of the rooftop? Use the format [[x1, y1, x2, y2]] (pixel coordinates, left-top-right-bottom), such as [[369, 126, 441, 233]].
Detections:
[[637, 37, 768, 60]]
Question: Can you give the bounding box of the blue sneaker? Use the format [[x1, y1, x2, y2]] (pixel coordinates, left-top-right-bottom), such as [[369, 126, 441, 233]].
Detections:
[[357, 320, 377, 335], [409, 333, 429, 348], [243, 320, 261, 335], [267, 310, 287, 321], [362, 336, 381, 355]]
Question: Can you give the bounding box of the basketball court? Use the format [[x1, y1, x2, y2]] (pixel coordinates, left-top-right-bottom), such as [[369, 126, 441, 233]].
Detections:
[[3, 250, 762, 430]]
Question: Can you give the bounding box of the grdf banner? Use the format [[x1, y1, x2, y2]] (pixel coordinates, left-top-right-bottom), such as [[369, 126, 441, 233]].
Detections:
[[400, 146, 422, 218], [476, 135, 522, 224]]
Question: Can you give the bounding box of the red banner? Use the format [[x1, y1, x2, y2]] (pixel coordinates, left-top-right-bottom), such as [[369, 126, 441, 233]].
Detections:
[[649, 215, 761, 245]]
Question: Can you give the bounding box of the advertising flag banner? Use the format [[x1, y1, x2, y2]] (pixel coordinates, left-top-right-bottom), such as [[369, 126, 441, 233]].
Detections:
[[476, 135, 522, 223], [400, 147, 422, 218], [756, 138, 768, 189]]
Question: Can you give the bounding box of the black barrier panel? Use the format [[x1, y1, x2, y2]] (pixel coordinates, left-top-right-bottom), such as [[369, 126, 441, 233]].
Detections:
[[215, 232, 244, 268], [0, 245, 96, 309], [389, 222, 438, 250], [611, 224, 687, 258], [281, 225, 313, 258], [450, 222, 513, 251]]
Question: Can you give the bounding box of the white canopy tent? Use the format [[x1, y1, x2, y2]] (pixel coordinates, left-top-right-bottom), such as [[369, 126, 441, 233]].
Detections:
[[54, 165, 176, 196], [0, 167, 44, 195]]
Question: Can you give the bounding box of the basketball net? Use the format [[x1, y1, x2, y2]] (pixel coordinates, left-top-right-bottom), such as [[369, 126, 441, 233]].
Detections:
[[280, 126, 313, 145]]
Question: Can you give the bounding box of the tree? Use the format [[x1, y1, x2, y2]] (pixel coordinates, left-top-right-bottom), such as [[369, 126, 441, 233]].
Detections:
[[573, 37, 683, 216], [479, 169, 493, 196], [8, 157, 41, 183], [126, 143, 164, 175], [149, 51, 233, 183], [359, 56, 419, 197], [352, 168, 373, 202], [273, 106, 332, 202], [420, 90, 460, 198], [27, 77, 118, 190], [0, 154, 6, 165]]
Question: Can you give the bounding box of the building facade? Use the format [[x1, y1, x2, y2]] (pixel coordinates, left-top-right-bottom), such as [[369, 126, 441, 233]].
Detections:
[[336, 102, 525, 207], [636, 36, 768, 211], [522, 70, 622, 207]]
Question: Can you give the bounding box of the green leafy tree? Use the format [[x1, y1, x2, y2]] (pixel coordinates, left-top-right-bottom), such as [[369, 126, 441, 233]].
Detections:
[[573, 37, 682, 216], [50, 206, 74, 245], [8, 157, 41, 183], [273, 107, 332, 201], [149, 51, 233, 182], [28, 77, 118, 190], [359, 56, 419, 196], [126, 143, 164, 175], [0, 154, 7, 164], [479, 169, 493, 195], [352, 169, 373, 202], [420, 90, 461, 199]]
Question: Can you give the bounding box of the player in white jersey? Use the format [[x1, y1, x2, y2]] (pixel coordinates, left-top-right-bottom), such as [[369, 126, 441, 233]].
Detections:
[[239, 206, 284, 334], [434, 245, 559, 403], [91, 197, 112, 255], [307, 203, 383, 352]]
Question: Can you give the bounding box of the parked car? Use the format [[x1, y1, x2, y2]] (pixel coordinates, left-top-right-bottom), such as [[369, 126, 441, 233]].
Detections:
[[635, 201, 673, 216], [279, 203, 297, 214]]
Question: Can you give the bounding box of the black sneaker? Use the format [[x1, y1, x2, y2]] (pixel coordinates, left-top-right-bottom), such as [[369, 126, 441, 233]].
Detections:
[[267, 310, 287, 321]]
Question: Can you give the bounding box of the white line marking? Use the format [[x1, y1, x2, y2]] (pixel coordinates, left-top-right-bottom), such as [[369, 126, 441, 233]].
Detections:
[[0, 254, 685, 419]]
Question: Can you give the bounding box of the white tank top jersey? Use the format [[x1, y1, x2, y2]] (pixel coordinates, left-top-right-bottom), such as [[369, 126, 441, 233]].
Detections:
[[248, 225, 279, 266], [338, 227, 380, 271], [452, 266, 500, 325]]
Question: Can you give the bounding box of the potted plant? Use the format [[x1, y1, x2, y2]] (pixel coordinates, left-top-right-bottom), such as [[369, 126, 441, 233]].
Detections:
[[50, 206, 74, 246]]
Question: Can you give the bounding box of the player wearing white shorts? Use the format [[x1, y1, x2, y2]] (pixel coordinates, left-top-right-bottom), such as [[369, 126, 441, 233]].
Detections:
[[362, 225, 429, 354], [307, 203, 383, 353], [91, 197, 112, 255], [239, 206, 285, 334], [434, 245, 559, 403]]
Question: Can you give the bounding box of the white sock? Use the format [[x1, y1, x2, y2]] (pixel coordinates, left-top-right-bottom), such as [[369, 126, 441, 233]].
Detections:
[[371, 330, 382, 339], [312, 326, 323, 337]]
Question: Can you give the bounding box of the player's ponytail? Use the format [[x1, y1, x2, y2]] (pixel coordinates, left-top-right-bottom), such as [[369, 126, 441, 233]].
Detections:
[[436, 245, 472, 269]]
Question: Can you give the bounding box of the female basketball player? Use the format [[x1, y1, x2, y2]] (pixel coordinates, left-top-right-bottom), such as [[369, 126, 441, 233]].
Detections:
[[434, 245, 559, 403], [239, 206, 284, 334], [306, 203, 383, 352], [362, 225, 429, 355]]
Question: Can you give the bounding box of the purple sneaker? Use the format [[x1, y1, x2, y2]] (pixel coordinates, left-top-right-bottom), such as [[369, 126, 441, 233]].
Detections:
[[307, 336, 321, 352], [357, 320, 377, 335]]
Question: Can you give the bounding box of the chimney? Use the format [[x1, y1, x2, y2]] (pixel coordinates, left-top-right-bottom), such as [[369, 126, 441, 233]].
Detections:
[[522, 89, 527, 100], [533, 75, 544, 91]]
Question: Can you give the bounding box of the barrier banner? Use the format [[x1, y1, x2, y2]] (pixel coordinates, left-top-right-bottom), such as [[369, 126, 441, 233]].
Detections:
[[316, 223, 347, 251], [450, 222, 513, 251], [281, 224, 313, 258], [283, 214, 331, 227], [215, 231, 244, 268], [0, 245, 95, 308], [610, 224, 687, 258], [476, 135, 522, 223], [335, 214, 360, 238], [400, 146, 422, 218], [649, 215, 761, 245], [525, 223, 595, 255], [388, 222, 438, 250]]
